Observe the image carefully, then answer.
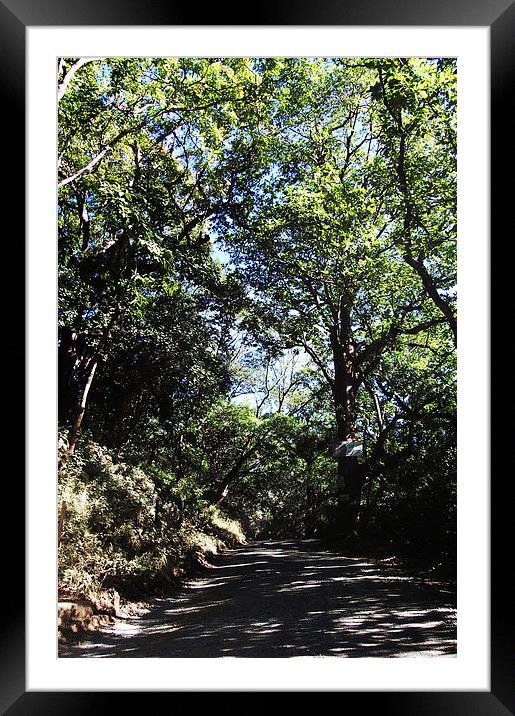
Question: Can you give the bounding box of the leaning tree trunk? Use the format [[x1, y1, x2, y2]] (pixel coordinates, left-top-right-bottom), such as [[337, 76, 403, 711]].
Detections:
[[64, 356, 98, 459], [208, 442, 257, 506]]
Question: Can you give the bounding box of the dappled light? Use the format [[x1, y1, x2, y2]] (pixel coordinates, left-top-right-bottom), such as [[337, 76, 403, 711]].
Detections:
[[60, 540, 456, 658]]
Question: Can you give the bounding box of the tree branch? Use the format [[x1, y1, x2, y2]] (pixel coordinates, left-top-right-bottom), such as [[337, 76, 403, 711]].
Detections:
[[302, 340, 334, 390], [58, 146, 111, 188], [58, 58, 97, 101], [403, 253, 457, 345]]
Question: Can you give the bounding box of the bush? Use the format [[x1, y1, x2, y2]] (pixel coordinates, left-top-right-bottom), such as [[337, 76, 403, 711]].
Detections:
[[58, 437, 246, 602]]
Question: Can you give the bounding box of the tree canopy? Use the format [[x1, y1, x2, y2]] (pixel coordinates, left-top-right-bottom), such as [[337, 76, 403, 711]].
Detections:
[[58, 57, 457, 598]]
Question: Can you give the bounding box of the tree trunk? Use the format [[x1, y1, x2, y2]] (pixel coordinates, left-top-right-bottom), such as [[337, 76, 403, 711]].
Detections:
[[65, 358, 98, 458], [305, 457, 314, 534], [58, 328, 83, 424], [330, 296, 366, 537], [336, 457, 366, 538], [208, 443, 256, 506], [58, 500, 68, 547], [59, 310, 119, 464]]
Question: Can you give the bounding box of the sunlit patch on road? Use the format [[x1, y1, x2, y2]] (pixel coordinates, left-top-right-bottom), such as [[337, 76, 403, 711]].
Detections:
[[59, 540, 456, 659]]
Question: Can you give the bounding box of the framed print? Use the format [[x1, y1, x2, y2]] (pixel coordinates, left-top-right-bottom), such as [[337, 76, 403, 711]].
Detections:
[[4, 0, 512, 712]]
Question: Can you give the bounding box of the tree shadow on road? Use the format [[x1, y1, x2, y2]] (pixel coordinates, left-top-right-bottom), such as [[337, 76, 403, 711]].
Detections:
[[59, 540, 457, 658]]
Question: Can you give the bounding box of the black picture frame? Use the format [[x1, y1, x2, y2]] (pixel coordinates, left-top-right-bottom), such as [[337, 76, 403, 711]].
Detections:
[[4, 0, 511, 712]]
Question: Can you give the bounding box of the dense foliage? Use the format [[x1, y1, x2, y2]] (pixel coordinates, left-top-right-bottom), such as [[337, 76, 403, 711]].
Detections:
[[58, 57, 456, 600]]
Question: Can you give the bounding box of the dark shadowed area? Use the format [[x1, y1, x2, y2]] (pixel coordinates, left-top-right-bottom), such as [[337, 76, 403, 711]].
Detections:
[[59, 540, 456, 658]]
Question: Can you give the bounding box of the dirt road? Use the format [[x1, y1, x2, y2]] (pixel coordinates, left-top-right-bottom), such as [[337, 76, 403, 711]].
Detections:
[[59, 539, 457, 658]]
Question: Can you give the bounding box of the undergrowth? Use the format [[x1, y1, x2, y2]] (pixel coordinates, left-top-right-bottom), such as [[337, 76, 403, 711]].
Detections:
[[58, 434, 246, 607]]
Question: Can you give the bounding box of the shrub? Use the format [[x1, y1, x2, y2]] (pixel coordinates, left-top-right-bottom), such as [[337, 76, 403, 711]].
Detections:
[[58, 437, 246, 602]]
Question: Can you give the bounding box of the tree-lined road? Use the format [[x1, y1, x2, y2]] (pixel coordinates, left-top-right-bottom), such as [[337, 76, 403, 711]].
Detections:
[[60, 540, 456, 658]]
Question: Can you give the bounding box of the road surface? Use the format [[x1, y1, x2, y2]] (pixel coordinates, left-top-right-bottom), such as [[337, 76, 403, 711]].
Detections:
[[59, 539, 457, 658]]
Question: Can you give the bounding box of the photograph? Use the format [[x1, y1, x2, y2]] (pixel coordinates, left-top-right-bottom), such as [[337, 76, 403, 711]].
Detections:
[[56, 55, 458, 659]]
